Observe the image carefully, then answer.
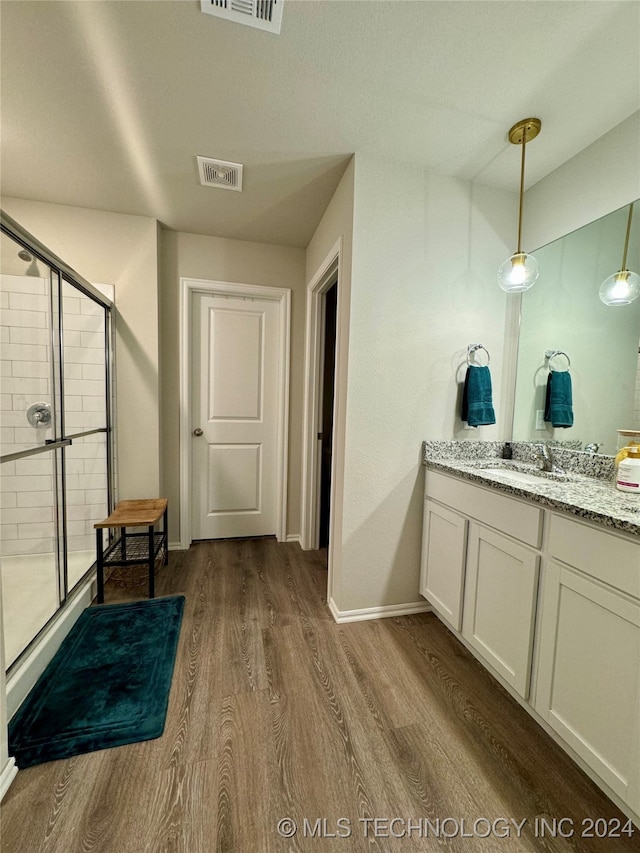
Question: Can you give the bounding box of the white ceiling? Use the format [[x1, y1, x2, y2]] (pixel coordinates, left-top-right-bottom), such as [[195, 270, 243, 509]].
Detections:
[[1, 1, 638, 248]]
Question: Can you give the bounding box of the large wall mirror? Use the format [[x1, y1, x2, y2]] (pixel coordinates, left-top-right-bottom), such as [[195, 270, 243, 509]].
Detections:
[[512, 201, 640, 454]]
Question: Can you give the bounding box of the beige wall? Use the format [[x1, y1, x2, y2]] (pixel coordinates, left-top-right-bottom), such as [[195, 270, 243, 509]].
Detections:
[[1, 198, 307, 542], [525, 111, 640, 252], [159, 229, 306, 543], [307, 154, 516, 614], [343, 155, 515, 612], [305, 157, 355, 610], [1, 197, 160, 499]]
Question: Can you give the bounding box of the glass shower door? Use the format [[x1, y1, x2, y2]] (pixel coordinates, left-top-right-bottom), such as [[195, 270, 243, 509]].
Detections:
[[0, 236, 63, 667], [61, 279, 110, 588], [1, 215, 115, 673]]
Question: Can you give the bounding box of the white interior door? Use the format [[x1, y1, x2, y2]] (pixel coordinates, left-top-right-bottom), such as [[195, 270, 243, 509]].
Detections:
[[191, 291, 280, 539]]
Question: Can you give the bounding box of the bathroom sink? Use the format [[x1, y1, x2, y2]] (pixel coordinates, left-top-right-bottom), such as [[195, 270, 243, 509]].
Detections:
[[478, 467, 553, 485], [473, 460, 570, 484]]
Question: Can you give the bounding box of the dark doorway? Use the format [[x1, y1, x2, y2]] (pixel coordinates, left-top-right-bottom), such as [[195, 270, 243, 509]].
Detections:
[[319, 281, 337, 549]]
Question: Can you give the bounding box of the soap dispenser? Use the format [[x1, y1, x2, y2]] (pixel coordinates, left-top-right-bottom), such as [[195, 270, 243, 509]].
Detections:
[[616, 445, 640, 492], [615, 430, 640, 467]]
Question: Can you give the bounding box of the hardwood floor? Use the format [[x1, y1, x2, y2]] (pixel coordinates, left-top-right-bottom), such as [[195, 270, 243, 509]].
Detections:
[[2, 538, 638, 852]]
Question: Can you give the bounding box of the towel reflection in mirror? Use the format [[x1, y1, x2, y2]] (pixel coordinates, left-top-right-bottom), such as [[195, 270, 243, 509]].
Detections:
[[543, 350, 573, 429]]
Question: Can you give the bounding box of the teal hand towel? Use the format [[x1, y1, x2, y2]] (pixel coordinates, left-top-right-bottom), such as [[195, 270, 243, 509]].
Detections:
[[461, 365, 496, 427], [544, 370, 573, 428]]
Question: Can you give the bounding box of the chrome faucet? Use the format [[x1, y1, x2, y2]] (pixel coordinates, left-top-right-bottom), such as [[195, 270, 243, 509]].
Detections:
[[535, 443, 554, 471], [534, 443, 564, 475], [584, 442, 601, 454]]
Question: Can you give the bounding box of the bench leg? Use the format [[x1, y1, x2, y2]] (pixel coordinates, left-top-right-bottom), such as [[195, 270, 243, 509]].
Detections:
[[163, 506, 169, 566], [96, 528, 104, 604], [148, 524, 155, 599]]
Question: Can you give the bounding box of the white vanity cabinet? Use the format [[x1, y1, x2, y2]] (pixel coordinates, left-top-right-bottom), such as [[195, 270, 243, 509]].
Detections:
[[422, 470, 542, 698], [535, 514, 640, 815], [421, 465, 640, 827]]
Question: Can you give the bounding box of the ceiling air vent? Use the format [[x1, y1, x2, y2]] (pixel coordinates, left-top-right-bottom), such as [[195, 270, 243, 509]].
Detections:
[[196, 156, 243, 192], [200, 0, 283, 34]]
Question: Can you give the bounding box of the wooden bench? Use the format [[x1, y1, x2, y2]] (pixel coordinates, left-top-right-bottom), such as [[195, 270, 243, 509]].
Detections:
[[94, 499, 168, 603]]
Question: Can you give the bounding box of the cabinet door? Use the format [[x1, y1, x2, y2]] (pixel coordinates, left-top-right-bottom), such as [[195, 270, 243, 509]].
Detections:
[[420, 500, 467, 631], [535, 561, 640, 813], [462, 523, 539, 699]]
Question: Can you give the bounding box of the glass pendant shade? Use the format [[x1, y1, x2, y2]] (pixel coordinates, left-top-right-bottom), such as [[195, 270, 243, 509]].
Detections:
[[497, 252, 539, 292], [599, 269, 640, 306], [599, 203, 638, 306]]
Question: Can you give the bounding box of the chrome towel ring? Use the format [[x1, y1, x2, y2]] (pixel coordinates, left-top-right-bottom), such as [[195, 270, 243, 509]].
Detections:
[[545, 349, 571, 371], [467, 344, 490, 366]]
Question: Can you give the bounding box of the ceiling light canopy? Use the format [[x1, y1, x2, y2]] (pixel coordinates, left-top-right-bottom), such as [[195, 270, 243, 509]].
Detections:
[[498, 118, 542, 294], [599, 202, 640, 306]]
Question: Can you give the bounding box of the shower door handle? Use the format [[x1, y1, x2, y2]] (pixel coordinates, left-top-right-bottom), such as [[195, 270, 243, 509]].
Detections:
[[1, 438, 71, 464]]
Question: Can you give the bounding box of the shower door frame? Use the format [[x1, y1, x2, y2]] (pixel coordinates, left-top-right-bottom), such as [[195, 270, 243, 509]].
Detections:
[[0, 210, 116, 675]]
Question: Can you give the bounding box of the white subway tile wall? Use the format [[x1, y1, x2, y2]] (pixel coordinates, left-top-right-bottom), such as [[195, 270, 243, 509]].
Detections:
[[0, 275, 108, 561]]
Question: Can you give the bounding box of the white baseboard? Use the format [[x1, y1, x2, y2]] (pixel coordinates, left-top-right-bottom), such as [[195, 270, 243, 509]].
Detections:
[[328, 597, 431, 623], [7, 577, 95, 720], [0, 757, 18, 802], [173, 537, 300, 549]]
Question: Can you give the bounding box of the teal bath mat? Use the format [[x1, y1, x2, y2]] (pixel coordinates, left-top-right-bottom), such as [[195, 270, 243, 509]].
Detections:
[[9, 595, 185, 768]]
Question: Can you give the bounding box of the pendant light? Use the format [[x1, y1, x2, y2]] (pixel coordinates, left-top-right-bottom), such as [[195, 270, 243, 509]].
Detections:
[[599, 203, 640, 306], [497, 118, 542, 293]]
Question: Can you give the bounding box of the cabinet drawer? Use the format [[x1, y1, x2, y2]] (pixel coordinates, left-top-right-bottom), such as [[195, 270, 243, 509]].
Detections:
[[548, 513, 640, 599], [426, 470, 542, 548]]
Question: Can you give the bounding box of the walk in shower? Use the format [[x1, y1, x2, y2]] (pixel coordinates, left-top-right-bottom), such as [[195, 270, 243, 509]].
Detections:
[[0, 212, 115, 671]]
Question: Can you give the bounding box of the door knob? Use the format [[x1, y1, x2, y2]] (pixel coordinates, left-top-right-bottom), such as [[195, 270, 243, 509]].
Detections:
[[193, 428, 203, 437]]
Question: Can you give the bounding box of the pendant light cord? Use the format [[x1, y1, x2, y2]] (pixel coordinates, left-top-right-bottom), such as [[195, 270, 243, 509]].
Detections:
[[621, 203, 634, 271], [516, 135, 526, 255]]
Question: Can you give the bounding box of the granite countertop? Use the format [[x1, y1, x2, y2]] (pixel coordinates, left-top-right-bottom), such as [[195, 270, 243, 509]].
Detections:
[[422, 441, 640, 538]]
